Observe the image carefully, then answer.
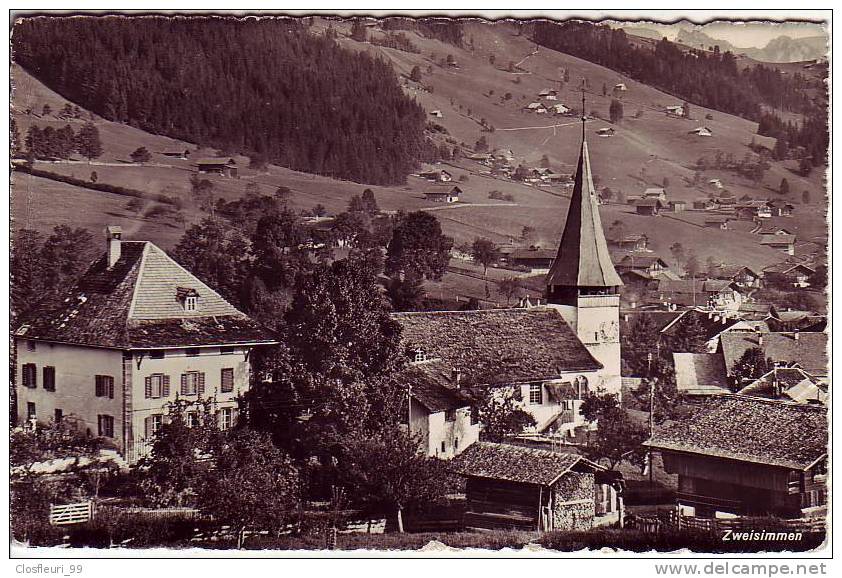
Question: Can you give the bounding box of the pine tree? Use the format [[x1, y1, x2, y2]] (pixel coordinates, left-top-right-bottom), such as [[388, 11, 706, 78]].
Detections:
[[609, 99, 624, 123], [76, 121, 103, 162], [779, 178, 790, 196]]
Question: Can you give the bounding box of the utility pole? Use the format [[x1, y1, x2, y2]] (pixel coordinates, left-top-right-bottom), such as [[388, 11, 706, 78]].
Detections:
[[648, 352, 655, 486]]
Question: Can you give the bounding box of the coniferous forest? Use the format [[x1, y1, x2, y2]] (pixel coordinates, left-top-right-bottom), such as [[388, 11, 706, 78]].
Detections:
[[12, 17, 428, 184], [532, 21, 828, 166]]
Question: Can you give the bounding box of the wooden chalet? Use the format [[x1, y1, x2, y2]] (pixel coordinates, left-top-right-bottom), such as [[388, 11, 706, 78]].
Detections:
[[704, 215, 730, 229], [196, 158, 238, 177], [424, 186, 461, 203], [646, 395, 827, 519], [710, 265, 763, 289], [762, 262, 814, 288], [760, 234, 796, 256], [634, 198, 664, 216], [510, 246, 556, 273], [718, 331, 828, 383], [450, 442, 618, 531]]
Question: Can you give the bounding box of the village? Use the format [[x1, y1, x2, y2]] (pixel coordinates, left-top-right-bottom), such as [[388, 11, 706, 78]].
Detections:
[[8, 14, 829, 555]]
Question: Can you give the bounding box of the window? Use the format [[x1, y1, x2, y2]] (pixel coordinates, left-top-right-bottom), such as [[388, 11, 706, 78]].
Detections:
[[21, 363, 37, 388], [413, 348, 426, 363], [219, 407, 234, 430], [149, 350, 165, 359], [95, 375, 114, 399], [27, 402, 36, 420], [185, 348, 201, 357], [220, 368, 235, 393], [145, 374, 170, 399], [98, 414, 114, 438], [185, 295, 198, 312], [145, 414, 164, 438], [470, 406, 479, 425], [187, 412, 199, 428], [454, 438, 459, 451], [445, 409, 456, 422], [43, 367, 56, 392], [54, 408, 63, 423], [220, 347, 236, 355], [26, 340, 36, 352], [529, 383, 543, 405], [181, 372, 205, 396], [441, 441, 446, 454]]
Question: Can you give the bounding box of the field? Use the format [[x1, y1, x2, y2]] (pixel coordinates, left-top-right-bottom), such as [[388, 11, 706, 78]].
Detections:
[[11, 17, 827, 302]]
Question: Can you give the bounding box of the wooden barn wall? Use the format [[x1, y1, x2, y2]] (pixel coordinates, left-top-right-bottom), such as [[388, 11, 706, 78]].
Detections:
[[661, 452, 790, 491]]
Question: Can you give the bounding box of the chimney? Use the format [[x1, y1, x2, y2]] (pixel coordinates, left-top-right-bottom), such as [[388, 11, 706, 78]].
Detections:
[[106, 225, 123, 269], [757, 332, 764, 347], [451, 367, 462, 388], [794, 329, 800, 341]]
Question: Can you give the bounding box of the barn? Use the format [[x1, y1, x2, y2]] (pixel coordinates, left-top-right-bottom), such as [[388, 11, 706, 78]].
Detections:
[[196, 158, 238, 177], [450, 442, 619, 532]]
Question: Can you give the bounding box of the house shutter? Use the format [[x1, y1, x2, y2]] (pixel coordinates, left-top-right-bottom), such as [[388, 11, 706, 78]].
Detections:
[[198, 373, 206, 395], [95, 375, 102, 397], [145, 376, 152, 398], [144, 416, 152, 439], [162, 375, 170, 397], [180, 374, 188, 395], [221, 368, 234, 393], [108, 377, 114, 399]]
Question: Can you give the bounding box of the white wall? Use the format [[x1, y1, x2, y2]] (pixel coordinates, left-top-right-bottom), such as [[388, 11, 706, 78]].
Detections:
[[128, 345, 252, 462], [15, 339, 124, 446], [425, 407, 479, 459]]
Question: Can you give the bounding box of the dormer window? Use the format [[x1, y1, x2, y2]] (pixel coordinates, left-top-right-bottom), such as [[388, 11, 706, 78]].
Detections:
[[177, 287, 199, 312], [410, 347, 427, 363]]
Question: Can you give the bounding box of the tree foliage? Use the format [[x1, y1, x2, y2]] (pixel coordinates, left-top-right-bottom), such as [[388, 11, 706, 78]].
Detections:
[[476, 387, 536, 443], [579, 391, 647, 469], [385, 211, 453, 280]]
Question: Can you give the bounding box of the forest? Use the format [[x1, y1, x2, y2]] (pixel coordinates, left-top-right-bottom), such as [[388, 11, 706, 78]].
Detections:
[[532, 21, 828, 166], [12, 16, 428, 185]]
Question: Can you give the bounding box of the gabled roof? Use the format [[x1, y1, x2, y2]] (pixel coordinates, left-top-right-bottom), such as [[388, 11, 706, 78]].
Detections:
[[197, 157, 235, 165], [673, 353, 729, 395], [16, 241, 274, 349], [450, 441, 603, 486], [404, 362, 472, 413], [642, 187, 666, 197], [760, 234, 796, 246], [391, 308, 602, 387], [763, 262, 815, 275], [646, 395, 827, 470], [712, 264, 761, 279], [546, 134, 622, 288], [738, 367, 826, 405], [719, 332, 828, 377], [661, 308, 741, 341]]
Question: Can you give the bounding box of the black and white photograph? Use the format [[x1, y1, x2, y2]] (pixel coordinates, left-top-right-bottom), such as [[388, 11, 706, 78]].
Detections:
[[6, 6, 832, 568]]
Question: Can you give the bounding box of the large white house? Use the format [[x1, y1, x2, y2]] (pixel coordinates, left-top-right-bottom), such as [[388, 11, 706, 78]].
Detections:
[[14, 226, 276, 463]]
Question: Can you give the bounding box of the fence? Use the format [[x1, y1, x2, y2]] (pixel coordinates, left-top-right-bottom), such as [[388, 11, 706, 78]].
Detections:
[[627, 511, 826, 536], [50, 501, 95, 525]]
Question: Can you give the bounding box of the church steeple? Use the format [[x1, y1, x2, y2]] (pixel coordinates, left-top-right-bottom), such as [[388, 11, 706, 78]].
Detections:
[[545, 88, 622, 292]]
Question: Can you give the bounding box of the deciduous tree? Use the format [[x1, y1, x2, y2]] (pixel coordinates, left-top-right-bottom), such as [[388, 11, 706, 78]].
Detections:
[[385, 211, 453, 281]]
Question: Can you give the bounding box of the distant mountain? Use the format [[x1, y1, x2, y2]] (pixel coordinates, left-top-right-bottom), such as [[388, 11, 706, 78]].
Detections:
[[621, 26, 663, 40], [752, 35, 827, 63], [674, 29, 827, 63]]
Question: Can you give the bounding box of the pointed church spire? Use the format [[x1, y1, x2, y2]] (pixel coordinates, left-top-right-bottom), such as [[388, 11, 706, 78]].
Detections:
[[545, 87, 622, 289]]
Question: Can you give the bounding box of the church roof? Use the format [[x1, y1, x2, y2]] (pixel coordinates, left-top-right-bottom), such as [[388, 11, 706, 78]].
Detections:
[[545, 134, 622, 288], [15, 240, 275, 349]]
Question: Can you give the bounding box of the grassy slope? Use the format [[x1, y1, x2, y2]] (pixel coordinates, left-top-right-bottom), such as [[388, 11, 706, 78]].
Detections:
[[11, 19, 827, 301]]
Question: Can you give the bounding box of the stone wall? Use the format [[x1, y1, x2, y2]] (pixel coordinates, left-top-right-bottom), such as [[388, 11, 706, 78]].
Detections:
[[552, 472, 595, 531]]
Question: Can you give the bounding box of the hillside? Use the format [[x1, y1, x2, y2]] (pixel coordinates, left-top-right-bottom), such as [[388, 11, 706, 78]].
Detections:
[[11, 18, 827, 305]]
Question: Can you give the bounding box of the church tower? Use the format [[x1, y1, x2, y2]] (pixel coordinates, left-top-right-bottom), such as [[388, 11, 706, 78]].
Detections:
[[545, 90, 623, 395]]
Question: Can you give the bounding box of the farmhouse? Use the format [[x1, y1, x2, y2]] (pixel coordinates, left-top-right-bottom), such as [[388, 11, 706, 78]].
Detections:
[[550, 103, 570, 115], [525, 102, 548, 113], [738, 367, 827, 405], [718, 331, 828, 382], [613, 83, 627, 93], [665, 105, 685, 116], [646, 395, 827, 518], [710, 265, 763, 289], [668, 200, 687, 212], [760, 234, 796, 256], [430, 110, 443, 118], [736, 200, 773, 219], [693, 198, 716, 210], [451, 442, 618, 531], [424, 186, 461, 203], [634, 198, 664, 216], [704, 215, 730, 229], [769, 200, 795, 217], [688, 126, 713, 137], [609, 233, 649, 252], [392, 308, 603, 435], [538, 88, 558, 100], [419, 169, 453, 183], [403, 362, 479, 459], [14, 226, 276, 463], [613, 252, 671, 279], [510, 246, 557, 274], [642, 187, 668, 202], [672, 353, 729, 396], [196, 157, 238, 177], [596, 127, 615, 137], [656, 279, 743, 310], [762, 262, 814, 288]]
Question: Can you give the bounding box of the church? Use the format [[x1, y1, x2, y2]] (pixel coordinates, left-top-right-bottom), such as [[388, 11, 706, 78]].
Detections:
[[394, 108, 623, 456]]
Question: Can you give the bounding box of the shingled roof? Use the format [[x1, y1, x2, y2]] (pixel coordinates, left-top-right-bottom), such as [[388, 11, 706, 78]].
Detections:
[[450, 441, 603, 486], [16, 240, 275, 349], [545, 133, 622, 288], [646, 395, 827, 470], [738, 367, 827, 405], [403, 362, 472, 413], [719, 332, 828, 377], [391, 308, 601, 387]]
